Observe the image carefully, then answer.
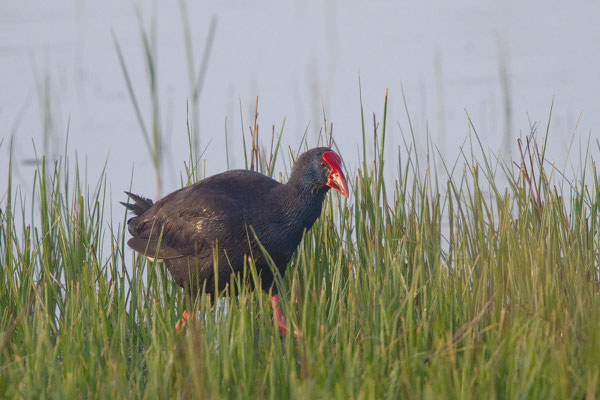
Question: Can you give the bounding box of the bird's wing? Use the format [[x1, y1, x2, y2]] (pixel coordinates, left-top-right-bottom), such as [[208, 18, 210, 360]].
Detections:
[[127, 187, 246, 260]]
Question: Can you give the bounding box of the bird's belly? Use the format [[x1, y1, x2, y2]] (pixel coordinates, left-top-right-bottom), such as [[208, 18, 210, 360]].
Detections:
[[163, 222, 305, 296]]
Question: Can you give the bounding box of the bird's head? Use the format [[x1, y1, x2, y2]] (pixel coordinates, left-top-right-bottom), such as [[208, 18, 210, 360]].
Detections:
[[290, 147, 349, 197]]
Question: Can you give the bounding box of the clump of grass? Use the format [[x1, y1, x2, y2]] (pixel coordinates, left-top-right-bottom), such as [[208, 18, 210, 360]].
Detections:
[[1, 90, 599, 398]]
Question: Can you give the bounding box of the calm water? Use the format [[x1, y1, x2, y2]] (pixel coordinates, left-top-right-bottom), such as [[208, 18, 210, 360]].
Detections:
[[1, 0, 599, 205]]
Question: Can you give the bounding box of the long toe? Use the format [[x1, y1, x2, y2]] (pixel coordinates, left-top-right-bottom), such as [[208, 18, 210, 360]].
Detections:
[[275, 315, 302, 338], [293, 327, 302, 339], [271, 295, 301, 338], [175, 309, 189, 331]]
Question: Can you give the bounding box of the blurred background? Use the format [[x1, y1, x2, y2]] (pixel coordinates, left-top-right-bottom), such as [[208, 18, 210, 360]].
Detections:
[[1, 0, 599, 202]]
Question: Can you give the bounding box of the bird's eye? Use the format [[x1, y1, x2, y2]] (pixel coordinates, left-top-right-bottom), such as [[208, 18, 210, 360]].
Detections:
[[319, 161, 326, 168]]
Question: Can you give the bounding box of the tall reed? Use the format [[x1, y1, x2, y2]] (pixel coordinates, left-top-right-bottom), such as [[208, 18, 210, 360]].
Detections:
[[0, 92, 599, 398]]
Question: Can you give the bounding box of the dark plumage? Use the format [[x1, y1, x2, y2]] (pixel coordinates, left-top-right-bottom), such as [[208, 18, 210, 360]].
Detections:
[[122, 147, 348, 332]]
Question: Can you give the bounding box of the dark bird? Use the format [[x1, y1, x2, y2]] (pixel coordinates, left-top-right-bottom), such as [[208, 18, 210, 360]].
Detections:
[[122, 147, 348, 335]]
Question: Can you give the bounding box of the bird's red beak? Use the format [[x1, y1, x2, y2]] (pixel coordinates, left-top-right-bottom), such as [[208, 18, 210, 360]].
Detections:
[[322, 151, 349, 197]]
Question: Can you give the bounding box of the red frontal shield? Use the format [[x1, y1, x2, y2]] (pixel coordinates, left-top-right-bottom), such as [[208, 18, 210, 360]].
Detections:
[[322, 151, 349, 197]]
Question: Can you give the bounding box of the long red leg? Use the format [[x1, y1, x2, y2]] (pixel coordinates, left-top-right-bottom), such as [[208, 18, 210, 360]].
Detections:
[[175, 309, 189, 331], [176, 299, 301, 337], [271, 294, 301, 338]]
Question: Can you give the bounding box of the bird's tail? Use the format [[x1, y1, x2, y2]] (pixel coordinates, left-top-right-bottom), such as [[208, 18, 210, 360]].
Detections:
[[120, 191, 154, 216]]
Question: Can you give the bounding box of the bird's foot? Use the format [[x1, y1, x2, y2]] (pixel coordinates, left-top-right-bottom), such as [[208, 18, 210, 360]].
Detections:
[[276, 315, 303, 339], [175, 309, 189, 331], [271, 295, 302, 339]]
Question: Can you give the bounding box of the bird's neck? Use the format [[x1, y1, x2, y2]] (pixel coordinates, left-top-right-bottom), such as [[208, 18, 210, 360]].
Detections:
[[280, 181, 328, 229], [258, 182, 327, 260]]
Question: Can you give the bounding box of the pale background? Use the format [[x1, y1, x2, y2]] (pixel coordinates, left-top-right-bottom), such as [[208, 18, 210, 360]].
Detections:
[[1, 0, 599, 205]]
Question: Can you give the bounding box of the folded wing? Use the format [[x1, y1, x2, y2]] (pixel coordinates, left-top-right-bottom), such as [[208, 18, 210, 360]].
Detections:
[[124, 187, 245, 261]]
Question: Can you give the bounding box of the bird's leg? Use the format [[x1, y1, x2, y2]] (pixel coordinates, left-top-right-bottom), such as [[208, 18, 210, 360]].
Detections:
[[270, 294, 302, 338], [271, 294, 288, 334], [175, 309, 189, 331]]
